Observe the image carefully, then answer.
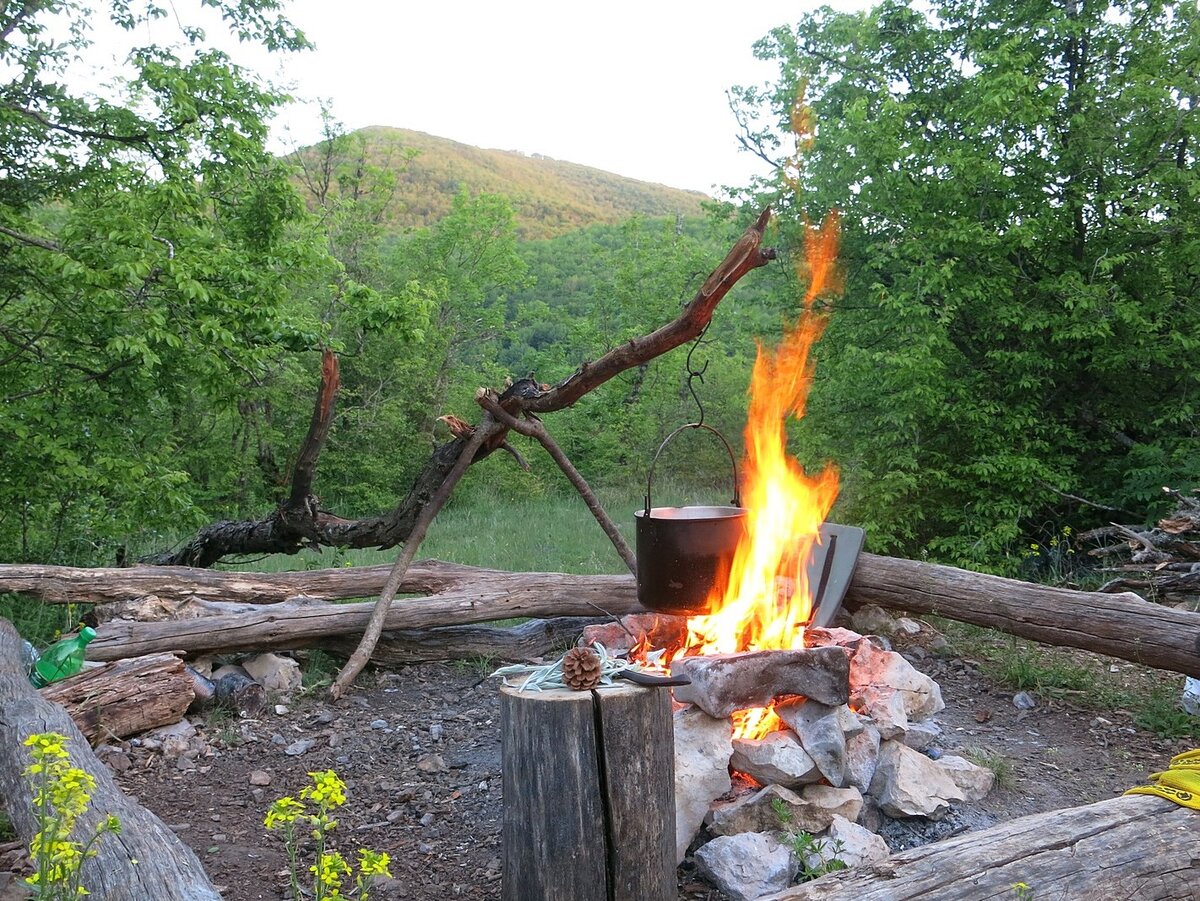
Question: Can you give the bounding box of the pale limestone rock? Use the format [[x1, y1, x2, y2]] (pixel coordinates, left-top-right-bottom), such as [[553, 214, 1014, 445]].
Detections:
[[242, 652, 302, 695], [674, 706, 734, 863], [899, 719, 942, 751], [730, 730, 821, 788], [856, 685, 909, 739], [849, 604, 899, 636], [936, 754, 996, 801], [811, 815, 890, 870], [775, 699, 847, 787], [694, 832, 797, 901], [870, 740, 965, 819], [844, 722, 881, 795], [709, 783, 846, 836], [799, 784, 863, 825]]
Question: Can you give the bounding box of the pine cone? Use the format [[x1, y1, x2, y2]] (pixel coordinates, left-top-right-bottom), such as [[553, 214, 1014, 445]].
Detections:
[[562, 647, 602, 691]]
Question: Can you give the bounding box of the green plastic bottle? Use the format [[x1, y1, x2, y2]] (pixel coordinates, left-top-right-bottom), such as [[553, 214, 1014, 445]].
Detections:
[[29, 627, 97, 687]]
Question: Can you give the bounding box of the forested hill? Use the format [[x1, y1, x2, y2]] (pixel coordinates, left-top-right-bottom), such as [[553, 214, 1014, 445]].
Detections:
[[289, 126, 708, 239]]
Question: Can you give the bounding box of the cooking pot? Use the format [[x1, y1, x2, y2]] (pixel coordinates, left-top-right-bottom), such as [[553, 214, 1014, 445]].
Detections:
[[634, 423, 747, 616]]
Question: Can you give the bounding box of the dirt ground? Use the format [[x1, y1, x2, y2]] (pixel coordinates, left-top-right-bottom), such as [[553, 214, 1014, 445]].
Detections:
[[9, 624, 1194, 900]]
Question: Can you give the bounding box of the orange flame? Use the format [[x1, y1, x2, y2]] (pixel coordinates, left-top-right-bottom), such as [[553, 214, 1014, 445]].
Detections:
[[676, 213, 842, 740]]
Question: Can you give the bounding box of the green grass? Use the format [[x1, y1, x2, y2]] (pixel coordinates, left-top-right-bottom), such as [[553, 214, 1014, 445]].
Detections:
[[964, 747, 1017, 789], [939, 620, 1200, 741]]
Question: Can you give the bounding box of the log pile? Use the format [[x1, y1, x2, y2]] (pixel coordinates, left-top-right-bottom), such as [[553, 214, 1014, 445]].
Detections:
[[1087, 487, 1200, 606]]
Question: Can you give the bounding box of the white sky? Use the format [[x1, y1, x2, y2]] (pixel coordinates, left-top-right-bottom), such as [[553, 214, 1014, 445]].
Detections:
[[233, 0, 872, 195], [63, 1, 871, 195]]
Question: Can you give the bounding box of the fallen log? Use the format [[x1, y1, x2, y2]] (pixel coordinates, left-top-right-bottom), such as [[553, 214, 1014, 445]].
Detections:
[[0, 619, 221, 900], [761, 793, 1198, 900], [86, 580, 643, 660], [7, 553, 1200, 675], [41, 653, 194, 744], [319, 616, 599, 665], [842, 552, 1200, 675], [0, 558, 477, 606]]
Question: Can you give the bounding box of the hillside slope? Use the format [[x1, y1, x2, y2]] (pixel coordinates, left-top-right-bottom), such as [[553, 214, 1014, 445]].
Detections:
[[291, 126, 709, 239]]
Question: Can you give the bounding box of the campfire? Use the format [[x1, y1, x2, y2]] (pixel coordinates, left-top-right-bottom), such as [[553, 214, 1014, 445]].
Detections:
[[576, 211, 997, 898]]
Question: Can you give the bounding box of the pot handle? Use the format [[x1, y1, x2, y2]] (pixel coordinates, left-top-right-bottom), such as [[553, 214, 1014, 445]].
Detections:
[[644, 423, 741, 515]]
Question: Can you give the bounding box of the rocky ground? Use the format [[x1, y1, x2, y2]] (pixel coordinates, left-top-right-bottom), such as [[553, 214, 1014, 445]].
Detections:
[[5, 621, 1193, 900]]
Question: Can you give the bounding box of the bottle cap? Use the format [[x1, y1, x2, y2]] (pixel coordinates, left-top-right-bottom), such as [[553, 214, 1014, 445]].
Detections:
[[79, 626, 97, 642]]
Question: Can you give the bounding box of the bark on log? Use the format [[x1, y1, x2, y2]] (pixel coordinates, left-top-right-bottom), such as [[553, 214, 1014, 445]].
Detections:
[[9, 553, 1200, 675], [761, 794, 1199, 900], [842, 552, 1200, 675], [41, 653, 194, 744], [501, 682, 675, 901], [0, 619, 221, 900], [86, 577, 643, 660], [319, 617, 600, 665], [0, 559, 565, 605]]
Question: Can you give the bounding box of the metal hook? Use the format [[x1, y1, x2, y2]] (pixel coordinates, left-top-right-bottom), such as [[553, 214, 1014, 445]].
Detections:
[[684, 322, 711, 427]]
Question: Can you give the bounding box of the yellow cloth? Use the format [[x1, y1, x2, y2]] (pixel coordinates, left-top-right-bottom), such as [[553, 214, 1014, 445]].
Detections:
[[1125, 750, 1200, 809]]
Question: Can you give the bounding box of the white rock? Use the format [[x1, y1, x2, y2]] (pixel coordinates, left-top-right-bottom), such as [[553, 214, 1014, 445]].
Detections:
[[730, 730, 821, 788], [857, 685, 909, 739], [694, 832, 796, 901], [709, 783, 845, 836], [775, 700, 847, 787], [870, 741, 965, 819], [850, 604, 899, 636], [845, 722, 881, 795], [816, 815, 890, 869], [899, 719, 941, 752], [799, 784, 863, 825], [242, 652, 302, 695], [142, 719, 198, 758], [838, 705, 865, 739], [895, 617, 922, 636], [673, 706, 734, 863], [936, 754, 996, 801], [850, 642, 945, 720]]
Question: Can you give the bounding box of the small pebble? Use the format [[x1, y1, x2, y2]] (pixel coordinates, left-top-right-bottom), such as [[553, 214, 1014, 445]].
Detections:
[[370, 719, 388, 729], [419, 813, 435, 827], [1012, 691, 1037, 710]]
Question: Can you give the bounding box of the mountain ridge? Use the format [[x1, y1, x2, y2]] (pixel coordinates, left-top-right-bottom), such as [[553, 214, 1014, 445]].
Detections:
[[292, 125, 710, 240]]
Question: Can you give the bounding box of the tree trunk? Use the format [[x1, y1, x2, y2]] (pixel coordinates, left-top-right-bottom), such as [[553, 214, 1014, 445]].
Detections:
[[7, 552, 1200, 675], [319, 617, 600, 665], [762, 794, 1198, 900], [842, 552, 1200, 675], [86, 580, 643, 660], [500, 682, 675, 901], [41, 653, 194, 744], [0, 619, 221, 900]]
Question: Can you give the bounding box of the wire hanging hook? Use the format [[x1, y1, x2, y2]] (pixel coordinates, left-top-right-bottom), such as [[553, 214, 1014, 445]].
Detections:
[[684, 322, 711, 427]]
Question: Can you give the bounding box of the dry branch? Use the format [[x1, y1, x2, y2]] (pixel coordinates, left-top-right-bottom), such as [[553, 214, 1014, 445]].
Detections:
[[139, 209, 776, 569]]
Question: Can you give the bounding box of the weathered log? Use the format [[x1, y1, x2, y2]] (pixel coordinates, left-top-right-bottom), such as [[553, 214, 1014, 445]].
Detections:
[[86, 578, 643, 660], [319, 617, 599, 665], [0, 619, 221, 900], [501, 682, 675, 901], [8, 552, 1200, 675], [842, 552, 1200, 675], [0, 558, 478, 606], [40, 653, 194, 744], [761, 793, 1198, 900]]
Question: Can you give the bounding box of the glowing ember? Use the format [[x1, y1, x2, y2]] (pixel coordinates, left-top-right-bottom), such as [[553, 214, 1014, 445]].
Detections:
[[675, 213, 842, 740]]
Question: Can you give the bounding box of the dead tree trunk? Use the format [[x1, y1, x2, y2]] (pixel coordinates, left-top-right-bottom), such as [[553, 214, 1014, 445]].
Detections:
[[138, 209, 778, 570], [842, 552, 1200, 675], [762, 794, 1198, 900], [7, 551, 1200, 675], [0, 619, 221, 900], [41, 653, 194, 744]]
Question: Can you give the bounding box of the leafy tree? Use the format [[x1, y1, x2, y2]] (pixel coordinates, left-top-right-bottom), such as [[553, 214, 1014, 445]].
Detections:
[[0, 0, 328, 560], [732, 0, 1200, 567]]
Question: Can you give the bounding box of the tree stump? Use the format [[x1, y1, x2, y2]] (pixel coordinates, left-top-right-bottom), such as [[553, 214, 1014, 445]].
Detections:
[[500, 682, 675, 901]]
